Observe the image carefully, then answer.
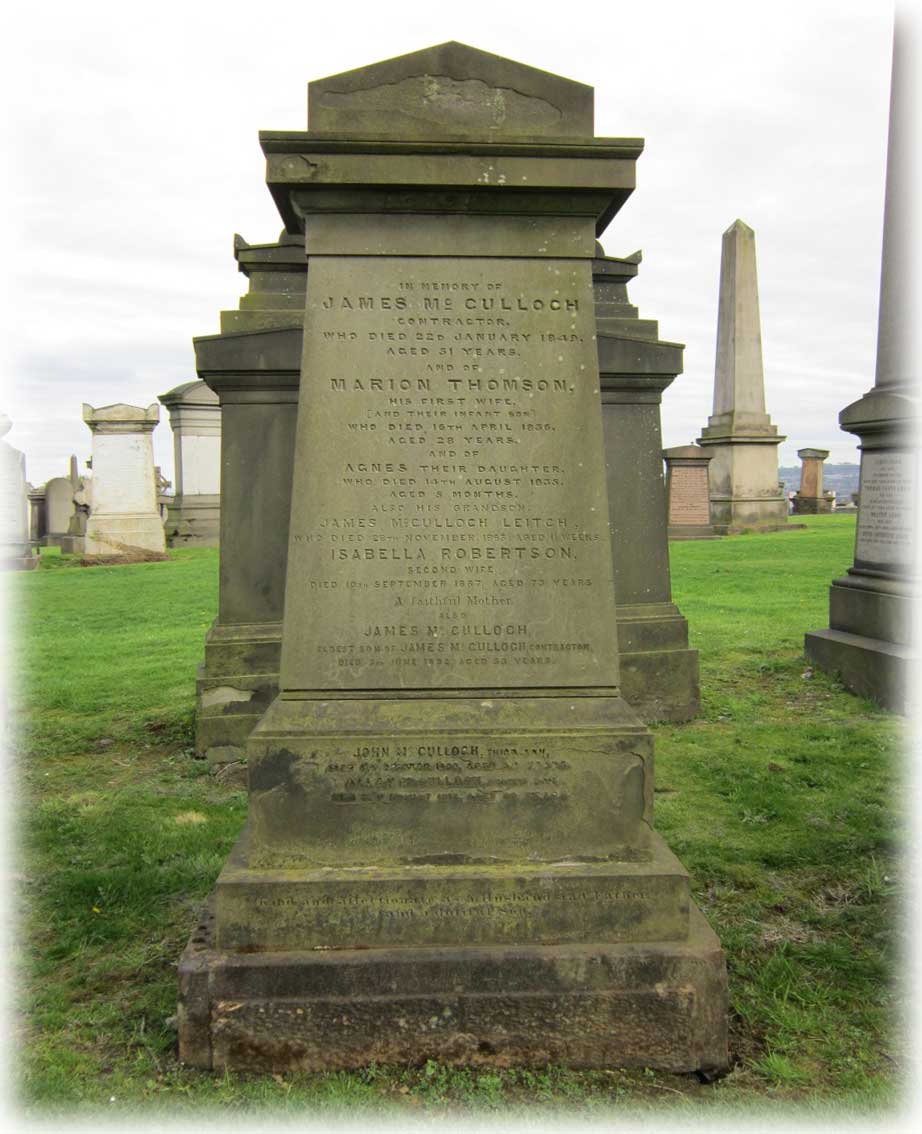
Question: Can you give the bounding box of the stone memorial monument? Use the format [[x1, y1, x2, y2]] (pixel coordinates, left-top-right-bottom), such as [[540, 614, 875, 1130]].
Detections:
[[158, 380, 221, 546], [81, 403, 166, 558], [0, 414, 39, 570], [791, 448, 834, 514], [805, 31, 918, 713], [595, 250, 701, 719], [697, 221, 792, 533], [179, 43, 727, 1074], [664, 445, 717, 539]]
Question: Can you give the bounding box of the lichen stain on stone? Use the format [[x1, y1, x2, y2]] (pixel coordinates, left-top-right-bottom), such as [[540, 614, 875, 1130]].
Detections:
[[321, 75, 562, 131], [201, 685, 256, 710]]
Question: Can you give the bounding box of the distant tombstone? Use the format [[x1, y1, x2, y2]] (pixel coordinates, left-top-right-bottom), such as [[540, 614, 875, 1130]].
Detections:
[[792, 448, 834, 514], [805, 30, 918, 713], [158, 380, 221, 546], [43, 469, 78, 547], [179, 42, 727, 1077], [663, 445, 717, 539], [697, 221, 796, 533], [0, 414, 38, 570], [81, 403, 166, 558], [27, 485, 46, 543]]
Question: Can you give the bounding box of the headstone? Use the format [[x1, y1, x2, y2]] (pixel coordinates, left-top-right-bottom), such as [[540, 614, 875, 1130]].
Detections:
[[158, 380, 221, 545], [43, 466, 78, 547], [0, 414, 39, 570], [193, 232, 306, 762], [595, 250, 701, 719], [697, 221, 796, 533], [805, 29, 918, 713], [81, 403, 166, 558], [179, 42, 727, 1075], [663, 445, 717, 539], [791, 448, 834, 514]]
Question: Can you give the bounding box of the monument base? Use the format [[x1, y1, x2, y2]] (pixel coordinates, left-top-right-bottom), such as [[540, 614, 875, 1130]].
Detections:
[[165, 494, 221, 547], [1, 549, 39, 570], [616, 603, 700, 721], [178, 898, 727, 1074], [194, 620, 282, 762], [805, 574, 917, 714], [84, 513, 166, 556], [791, 496, 834, 515], [667, 524, 718, 541]]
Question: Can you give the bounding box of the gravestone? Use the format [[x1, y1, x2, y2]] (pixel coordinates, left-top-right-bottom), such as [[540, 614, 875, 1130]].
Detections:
[[158, 380, 221, 545], [0, 414, 38, 570], [792, 448, 834, 514], [664, 445, 716, 539], [81, 403, 166, 558], [697, 221, 795, 533], [43, 457, 79, 548], [595, 250, 701, 719], [179, 42, 727, 1074], [805, 30, 918, 712]]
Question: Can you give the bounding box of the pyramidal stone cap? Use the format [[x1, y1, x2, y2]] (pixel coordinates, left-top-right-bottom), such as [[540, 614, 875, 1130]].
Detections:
[[307, 41, 594, 140]]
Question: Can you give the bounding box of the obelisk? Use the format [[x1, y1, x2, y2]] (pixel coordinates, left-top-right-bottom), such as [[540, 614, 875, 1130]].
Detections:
[[805, 26, 919, 713], [697, 220, 789, 533]]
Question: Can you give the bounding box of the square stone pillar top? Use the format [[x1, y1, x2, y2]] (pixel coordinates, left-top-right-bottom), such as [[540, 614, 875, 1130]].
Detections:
[[592, 247, 641, 279], [663, 445, 713, 463], [797, 448, 830, 461], [260, 45, 642, 238], [307, 42, 594, 140], [233, 231, 306, 277], [82, 403, 159, 434]]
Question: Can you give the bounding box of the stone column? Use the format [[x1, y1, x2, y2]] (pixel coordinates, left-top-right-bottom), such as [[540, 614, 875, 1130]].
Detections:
[[158, 380, 221, 546], [664, 445, 716, 539], [792, 448, 834, 514], [697, 221, 793, 533], [595, 251, 701, 720], [0, 414, 39, 570], [192, 232, 306, 761], [81, 404, 166, 558], [805, 27, 919, 713]]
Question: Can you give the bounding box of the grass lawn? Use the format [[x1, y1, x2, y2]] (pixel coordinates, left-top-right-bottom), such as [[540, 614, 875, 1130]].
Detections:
[[6, 515, 908, 1119]]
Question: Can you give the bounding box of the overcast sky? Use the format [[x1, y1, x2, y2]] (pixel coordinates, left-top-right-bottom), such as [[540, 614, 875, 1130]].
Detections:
[[2, 0, 896, 487]]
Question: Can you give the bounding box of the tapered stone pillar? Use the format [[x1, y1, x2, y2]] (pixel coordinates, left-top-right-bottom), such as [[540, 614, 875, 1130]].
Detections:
[[179, 41, 726, 1077], [805, 28, 919, 713], [697, 221, 792, 533]]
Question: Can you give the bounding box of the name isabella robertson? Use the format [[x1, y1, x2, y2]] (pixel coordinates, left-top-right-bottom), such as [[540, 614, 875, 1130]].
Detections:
[[330, 545, 575, 561]]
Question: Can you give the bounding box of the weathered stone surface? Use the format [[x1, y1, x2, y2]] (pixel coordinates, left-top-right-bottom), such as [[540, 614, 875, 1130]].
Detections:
[[663, 445, 716, 540], [792, 447, 834, 514], [697, 221, 790, 533], [307, 41, 594, 140], [805, 30, 919, 714], [81, 403, 166, 557], [0, 414, 38, 570], [595, 256, 701, 718], [179, 900, 727, 1074], [180, 42, 726, 1073]]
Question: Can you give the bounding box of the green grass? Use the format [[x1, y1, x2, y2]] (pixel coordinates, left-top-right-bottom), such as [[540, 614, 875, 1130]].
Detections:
[[7, 517, 908, 1117]]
